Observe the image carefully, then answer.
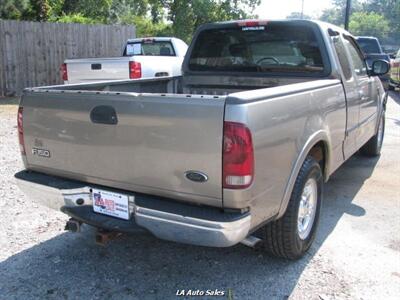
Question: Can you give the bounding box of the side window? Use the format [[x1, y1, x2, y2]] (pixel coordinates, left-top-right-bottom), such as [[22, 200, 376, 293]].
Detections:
[[332, 36, 352, 80], [343, 35, 368, 77]]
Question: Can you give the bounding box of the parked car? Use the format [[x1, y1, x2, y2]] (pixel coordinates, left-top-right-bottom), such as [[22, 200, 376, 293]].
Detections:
[[356, 36, 391, 89], [389, 48, 400, 90], [60, 37, 188, 84], [16, 20, 389, 259]]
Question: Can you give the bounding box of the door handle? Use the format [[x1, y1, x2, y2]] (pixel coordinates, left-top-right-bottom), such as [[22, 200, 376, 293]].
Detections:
[[91, 63, 102, 70], [90, 105, 118, 125]]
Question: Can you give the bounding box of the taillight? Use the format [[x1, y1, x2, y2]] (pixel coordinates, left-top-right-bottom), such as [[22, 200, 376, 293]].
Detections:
[[237, 20, 268, 27], [60, 63, 68, 81], [129, 61, 142, 79], [17, 107, 26, 155], [223, 121, 254, 189]]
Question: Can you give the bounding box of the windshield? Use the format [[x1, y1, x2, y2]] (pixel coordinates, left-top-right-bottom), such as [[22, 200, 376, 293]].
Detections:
[[188, 23, 326, 75], [124, 40, 175, 56], [356, 38, 381, 54]]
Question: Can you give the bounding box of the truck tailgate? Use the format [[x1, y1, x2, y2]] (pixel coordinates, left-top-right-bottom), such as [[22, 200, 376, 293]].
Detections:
[[65, 57, 130, 83], [21, 91, 226, 206]]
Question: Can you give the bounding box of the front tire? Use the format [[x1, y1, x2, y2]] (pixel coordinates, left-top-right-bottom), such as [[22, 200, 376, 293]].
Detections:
[[260, 156, 323, 259], [360, 112, 385, 156]]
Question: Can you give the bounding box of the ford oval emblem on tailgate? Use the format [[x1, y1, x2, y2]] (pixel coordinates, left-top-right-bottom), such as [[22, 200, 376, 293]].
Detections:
[[185, 171, 208, 183]]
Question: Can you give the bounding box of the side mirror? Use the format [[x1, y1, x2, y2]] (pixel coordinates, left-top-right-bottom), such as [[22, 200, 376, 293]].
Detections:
[[371, 59, 390, 76]]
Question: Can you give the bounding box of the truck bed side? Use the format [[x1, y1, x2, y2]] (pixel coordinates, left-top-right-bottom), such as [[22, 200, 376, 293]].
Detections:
[[223, 79, 346, 227]]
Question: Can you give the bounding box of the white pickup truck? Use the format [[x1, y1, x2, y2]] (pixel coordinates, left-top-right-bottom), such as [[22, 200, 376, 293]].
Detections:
[[60, 37, 188, 84]]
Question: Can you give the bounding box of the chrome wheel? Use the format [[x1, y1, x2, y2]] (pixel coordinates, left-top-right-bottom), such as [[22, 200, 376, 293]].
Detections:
[[297, 178, 318, 240], [377, 115, 384, 149]]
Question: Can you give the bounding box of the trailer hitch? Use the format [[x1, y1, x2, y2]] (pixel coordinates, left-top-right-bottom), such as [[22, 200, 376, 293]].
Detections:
[[95, 228, 122, 246]]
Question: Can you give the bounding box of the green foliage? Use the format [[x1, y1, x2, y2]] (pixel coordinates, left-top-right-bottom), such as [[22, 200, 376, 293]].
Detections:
[[362, 0, 399, 43], [118, 13, 172, 37], [0, 0, 30, 20], [165, 0, 261, 42], [49, 13, 99, 24], [320, 0, 399, 44], [320, 0, 362, 27], [349, 12, 390, 38], [26, 0, 51, 21], [107, 0, 261, 42], [61, 0, 112, 22], [0, 0, 259, 40]]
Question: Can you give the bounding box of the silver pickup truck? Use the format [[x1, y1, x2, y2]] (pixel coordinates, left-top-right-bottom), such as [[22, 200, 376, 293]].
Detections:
[[15, 20, 390, 259]]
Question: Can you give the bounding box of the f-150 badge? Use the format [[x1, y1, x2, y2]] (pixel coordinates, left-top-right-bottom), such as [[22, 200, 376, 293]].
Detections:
[[32, 148, 51, 158]]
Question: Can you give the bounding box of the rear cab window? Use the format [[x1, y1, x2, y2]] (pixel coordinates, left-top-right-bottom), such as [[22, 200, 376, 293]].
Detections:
[[187, 21, 330, 77], [124, 40, 176, 56]]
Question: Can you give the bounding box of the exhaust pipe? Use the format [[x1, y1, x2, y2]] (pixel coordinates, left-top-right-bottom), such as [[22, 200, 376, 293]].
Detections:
[[95, 229, 122, 246], [240, 235, 263, 249], [65, 218, 81, 233]]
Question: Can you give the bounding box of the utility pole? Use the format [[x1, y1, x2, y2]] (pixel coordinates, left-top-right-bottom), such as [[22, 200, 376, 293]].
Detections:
[[344, 0, 351, 30], [301, 0, 305, 19]]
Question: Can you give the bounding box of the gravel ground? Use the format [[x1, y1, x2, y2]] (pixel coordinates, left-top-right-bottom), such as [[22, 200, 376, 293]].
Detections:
[[0, 93, 399, 300]]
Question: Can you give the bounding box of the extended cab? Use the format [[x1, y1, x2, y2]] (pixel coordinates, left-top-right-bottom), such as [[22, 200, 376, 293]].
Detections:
[[15, 20, 389, 259], [61, 37, 188, 84]]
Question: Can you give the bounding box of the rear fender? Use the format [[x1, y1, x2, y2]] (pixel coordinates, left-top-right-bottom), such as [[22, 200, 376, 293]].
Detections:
[[277, 131, 331, 219]]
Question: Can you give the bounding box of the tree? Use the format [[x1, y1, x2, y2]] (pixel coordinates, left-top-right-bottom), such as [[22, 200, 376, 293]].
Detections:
[[60, 0, 112, 22], [320, 0, 361, 27], [165, 0, 261, 42], [0, 0, 262, 41], [52, 12, 98, 24], [349, 12, 390, 39], [27, 0, 50, 21], [319, 0, 399, 44], [0, 0, 30, 20], [362, 0, 400, 43]]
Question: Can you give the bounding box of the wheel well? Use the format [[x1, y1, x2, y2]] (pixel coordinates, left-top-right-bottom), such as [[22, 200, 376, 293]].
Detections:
[[308, 141, 327, 179]]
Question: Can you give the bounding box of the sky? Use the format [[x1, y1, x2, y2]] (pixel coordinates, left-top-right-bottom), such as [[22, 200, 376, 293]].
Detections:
[[254, 0, 334, 19]]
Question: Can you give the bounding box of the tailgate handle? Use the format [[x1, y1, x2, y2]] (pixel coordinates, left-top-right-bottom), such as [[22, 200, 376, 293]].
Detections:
[[91, 63, 102, 70], [90, 106, 118, 125]]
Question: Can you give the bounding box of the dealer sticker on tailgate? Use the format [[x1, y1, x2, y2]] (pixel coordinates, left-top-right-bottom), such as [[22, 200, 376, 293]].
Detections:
[[92, 188, 130, 220]]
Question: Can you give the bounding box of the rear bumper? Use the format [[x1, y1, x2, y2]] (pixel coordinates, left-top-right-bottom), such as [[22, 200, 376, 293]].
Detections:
[[15, 170, 251, 247]]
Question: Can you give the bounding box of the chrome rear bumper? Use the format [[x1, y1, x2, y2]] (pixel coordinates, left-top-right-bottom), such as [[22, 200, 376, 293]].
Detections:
[[15, 170, 251, 247]]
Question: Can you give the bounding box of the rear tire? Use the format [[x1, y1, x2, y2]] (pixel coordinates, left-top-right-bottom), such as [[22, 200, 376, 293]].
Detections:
[[260, 156, 323, 259], [388, 84, 394, 91], [360, 112, 385, 157]]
